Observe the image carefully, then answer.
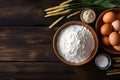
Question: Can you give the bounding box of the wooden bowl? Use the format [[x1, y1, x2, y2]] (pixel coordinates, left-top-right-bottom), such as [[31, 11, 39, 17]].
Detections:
[[96, 8, 120, 54], [53, 21, 98, 66]]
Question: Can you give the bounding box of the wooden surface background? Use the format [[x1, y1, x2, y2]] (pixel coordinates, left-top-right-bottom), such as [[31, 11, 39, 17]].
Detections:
[[0, 0, 119, 80]]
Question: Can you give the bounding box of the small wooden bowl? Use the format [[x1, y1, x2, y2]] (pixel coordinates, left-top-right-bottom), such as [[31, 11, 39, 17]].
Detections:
[[96, 8, 120, 54], [53, 21, 98, 66]]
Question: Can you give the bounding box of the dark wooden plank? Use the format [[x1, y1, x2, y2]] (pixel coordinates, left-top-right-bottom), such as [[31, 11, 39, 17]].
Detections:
[[0, 26, 59, 61], [0, 1, 118, 80], [0, 0, 67, 25], [0, 0, 80, 26], [0, 62, 116, 80]]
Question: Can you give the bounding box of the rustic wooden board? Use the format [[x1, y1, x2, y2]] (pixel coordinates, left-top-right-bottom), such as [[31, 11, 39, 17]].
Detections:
[[0, 62, 119, 80], [0, 0, 119, 80], [0, 0, 80, 26], [0, 62, 110, 80], [0, 0, 65, 26], [0, 26, 118, 80], [0, 27, 58, 61]]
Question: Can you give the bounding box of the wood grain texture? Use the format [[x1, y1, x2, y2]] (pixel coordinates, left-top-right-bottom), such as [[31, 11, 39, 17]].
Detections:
[[0, 0, 80, 26], [0, 0, 65, 25], [0, 62, 113, 80], [0, 27, 117, 80], [0, 0, 119, 80], [0, 27, 59, 61]]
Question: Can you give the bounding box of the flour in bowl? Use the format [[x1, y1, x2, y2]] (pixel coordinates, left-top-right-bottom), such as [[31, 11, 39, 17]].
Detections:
[[57, 25, 95, 63]]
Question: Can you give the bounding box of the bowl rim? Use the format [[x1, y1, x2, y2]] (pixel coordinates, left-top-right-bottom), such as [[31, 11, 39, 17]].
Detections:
[[80, 8, 96, 23], [95, 7, 120, 54], [95, 53, 112, 70], [53, 21, 98, 66]]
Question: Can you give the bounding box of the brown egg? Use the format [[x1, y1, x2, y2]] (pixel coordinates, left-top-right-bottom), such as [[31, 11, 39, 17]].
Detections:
[[119, 31, 120, 34], [102, 36, 111, 46], [103, 11, 116, 23], [113, 45, 120, 51], [100, 23, 112, 36], [112, 20, 120, 31], [109, 31, 120, 46]]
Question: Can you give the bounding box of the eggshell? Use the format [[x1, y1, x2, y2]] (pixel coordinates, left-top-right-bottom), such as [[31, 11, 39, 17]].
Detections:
[[100, 23, 112, 36], [119, 31, 120, 34], [112, 20, 120, 31], [103, 11, 116, 23], [109, 32, 120, 46], [102, 36, 111, 46], [113, 45, 120, 51]]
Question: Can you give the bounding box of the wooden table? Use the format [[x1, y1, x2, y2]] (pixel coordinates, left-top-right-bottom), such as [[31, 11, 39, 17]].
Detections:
[[0, 0, 119, 80]]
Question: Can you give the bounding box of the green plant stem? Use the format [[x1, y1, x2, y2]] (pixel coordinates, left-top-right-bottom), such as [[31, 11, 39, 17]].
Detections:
[[68, 2, 107, 11]]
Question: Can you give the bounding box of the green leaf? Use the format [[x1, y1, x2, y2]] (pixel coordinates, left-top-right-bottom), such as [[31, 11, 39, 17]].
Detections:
[[80, 0, 97, 4], [101, 2, 117, 8], [110, 0, 120, 3], [110, 0, 120, 6], [94, 1, 117, 8], [94, 0, 105, 4]]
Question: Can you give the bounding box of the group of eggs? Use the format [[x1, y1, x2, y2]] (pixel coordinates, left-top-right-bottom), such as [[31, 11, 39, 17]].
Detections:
[[101, 11, 120, 51]]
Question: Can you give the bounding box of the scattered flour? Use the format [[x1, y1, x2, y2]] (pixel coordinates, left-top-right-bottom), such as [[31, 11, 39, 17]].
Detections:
[[57, 25, 95, 63]]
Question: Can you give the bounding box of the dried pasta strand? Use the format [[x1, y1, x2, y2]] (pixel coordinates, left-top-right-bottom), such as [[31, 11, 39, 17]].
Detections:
[[67, 11, 80, 18], [115, 60, 120, 63], [46, 8, 64, 14], [49, 16, 64, 29], [112, 57, 120, 60], [107, 72, 120, 75], [45, 10, 71, 17], [113, 64, 120, 67], [60, 0, 73, 5], [45, 4, 69, 11], [107, 69, 120, 73]]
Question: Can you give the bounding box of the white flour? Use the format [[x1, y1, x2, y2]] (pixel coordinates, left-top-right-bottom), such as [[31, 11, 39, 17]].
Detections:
[[96, 55, 109, 68], [57, 25, 95, 63]]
